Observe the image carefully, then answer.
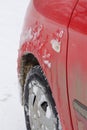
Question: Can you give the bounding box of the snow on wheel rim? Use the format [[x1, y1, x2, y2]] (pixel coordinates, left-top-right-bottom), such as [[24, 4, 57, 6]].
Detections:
[[28, 80, 57, 130]]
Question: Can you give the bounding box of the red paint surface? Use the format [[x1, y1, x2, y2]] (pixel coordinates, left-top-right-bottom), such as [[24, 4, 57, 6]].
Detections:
[[68, 0, 87, 130], [17, 0, 87, 130], [75, 111, 87, 130]]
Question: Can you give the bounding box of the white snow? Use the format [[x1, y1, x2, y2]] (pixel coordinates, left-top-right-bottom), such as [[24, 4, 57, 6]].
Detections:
[[21, 27, 33, 44], [46, 106, 51, 119], [37, 110, 40, 117], [42, 50, 51, 59], [0, 0, 30, 130], [59, 118, 62, 130], [21, 24, 43, 45], [38, 95, 46, 106], [59, 30, 64, 38], [50, 39, 61, 53], [33, 86, 38, 95], [43, 60, 51, 68]]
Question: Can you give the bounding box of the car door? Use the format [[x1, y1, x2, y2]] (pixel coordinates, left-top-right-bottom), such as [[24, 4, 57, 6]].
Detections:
[[68, 0, 87, 130]]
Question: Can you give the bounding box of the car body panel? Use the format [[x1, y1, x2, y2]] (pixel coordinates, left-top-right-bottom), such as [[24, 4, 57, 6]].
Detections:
[[18, 2, 72, 129], [33, 0, 77, 25], [68, 0, 87, 129], [17, 0, 87, 130]]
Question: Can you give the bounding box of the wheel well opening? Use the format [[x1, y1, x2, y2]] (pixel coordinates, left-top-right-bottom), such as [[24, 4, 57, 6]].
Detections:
[[19, 53, 39, 94]]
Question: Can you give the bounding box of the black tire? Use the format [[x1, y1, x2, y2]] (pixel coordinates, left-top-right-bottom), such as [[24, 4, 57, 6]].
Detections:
[[24, 66, 60, 130]]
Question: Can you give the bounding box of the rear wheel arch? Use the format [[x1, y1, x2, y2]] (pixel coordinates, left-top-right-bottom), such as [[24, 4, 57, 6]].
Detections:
[[19, 53, 40, 103]]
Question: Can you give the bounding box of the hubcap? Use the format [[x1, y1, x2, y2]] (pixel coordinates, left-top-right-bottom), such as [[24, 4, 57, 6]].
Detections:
[[28, 80, 57, 130]]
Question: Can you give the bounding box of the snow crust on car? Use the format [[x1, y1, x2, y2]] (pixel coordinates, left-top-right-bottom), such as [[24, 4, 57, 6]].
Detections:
[[20, 24, 43, 46]]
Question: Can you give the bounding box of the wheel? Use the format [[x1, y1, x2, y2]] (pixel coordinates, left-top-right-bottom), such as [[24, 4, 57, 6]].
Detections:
[[24, 66, 60, 130]]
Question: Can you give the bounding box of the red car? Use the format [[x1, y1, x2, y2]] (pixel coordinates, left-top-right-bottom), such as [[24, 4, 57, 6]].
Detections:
[[17, 0, 87, 130]]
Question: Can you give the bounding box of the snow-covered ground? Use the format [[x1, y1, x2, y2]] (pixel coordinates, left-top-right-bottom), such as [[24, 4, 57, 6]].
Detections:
[[0, 0, 30, 129]]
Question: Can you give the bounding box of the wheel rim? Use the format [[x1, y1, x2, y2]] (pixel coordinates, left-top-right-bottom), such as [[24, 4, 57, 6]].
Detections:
[[28, 80, 57, 130]]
